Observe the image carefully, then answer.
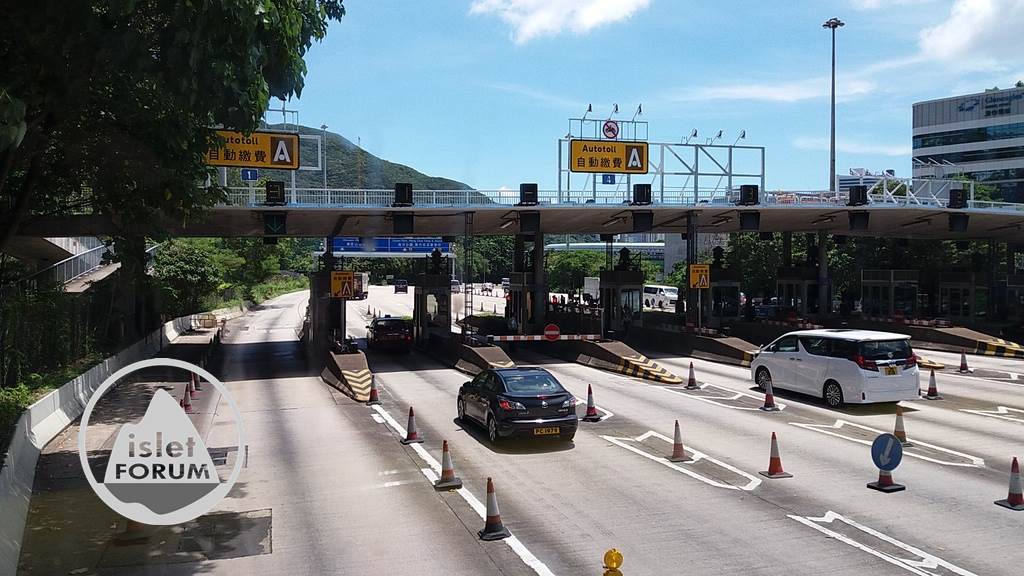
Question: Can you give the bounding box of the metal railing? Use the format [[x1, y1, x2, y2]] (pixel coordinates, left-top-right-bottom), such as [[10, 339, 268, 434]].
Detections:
[[19, 243, 162, 289]]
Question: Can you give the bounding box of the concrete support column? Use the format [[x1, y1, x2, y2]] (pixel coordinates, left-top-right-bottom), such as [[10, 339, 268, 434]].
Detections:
[[513, 234, 526, 273], [782, 232, 792, 268], [989, 239, 1000, 318], [817, 230, 829, 315], [685, 212, 698, 323], [532, 233, 547, 326]]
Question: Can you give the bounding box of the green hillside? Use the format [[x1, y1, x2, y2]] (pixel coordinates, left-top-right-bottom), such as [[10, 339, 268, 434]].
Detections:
[[251, 123, 473, 190]]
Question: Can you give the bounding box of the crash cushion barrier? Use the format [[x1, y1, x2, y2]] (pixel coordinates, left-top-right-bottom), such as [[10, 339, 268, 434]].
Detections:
[[975, 338, 1024, 359], [820, 319, 1022, 359], [321, 351, 373, 401], [452, 342, 514, 375], [623, 326, 757, 368], [0, 306, 241, 576], [570, 339, 683, 384]]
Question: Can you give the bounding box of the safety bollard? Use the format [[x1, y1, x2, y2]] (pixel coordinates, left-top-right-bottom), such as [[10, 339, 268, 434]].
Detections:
[[603, 549, 623, 576]]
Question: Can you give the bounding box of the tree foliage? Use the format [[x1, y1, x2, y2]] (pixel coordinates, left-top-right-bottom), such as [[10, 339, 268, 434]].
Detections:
[[154, 241, 222, 315]]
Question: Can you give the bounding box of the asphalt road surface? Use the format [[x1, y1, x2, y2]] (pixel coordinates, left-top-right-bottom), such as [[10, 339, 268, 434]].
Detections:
[[20, 287, 1022, 575]]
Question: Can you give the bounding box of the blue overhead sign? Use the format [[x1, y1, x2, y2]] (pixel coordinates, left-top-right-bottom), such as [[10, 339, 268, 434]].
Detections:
[[602, 174, 616, 185], [332, 237, 450, 254]]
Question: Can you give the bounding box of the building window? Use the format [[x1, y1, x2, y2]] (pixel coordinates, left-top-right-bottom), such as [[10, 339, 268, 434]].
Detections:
[[913, 122, 1024, 149]]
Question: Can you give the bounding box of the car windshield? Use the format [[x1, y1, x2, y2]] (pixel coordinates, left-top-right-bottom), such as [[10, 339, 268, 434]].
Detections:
[[664, 288, 678, 297], [859, 339, 912, 360], [501, 372, 564, 395]]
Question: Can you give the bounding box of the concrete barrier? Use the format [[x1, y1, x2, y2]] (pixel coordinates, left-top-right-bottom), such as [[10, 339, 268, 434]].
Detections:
[[0, 308, 238, 576], [321, 351, 373, 401]]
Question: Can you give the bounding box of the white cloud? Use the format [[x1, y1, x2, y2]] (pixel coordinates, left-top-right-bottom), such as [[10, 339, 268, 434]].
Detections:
[[469, 0, 651, 44], [918, 0, 1024, 67], [793, 136, 911, 157], [851, 0, 934, 9], [672, 75, 876, 103], [484, 81, 584, 108]]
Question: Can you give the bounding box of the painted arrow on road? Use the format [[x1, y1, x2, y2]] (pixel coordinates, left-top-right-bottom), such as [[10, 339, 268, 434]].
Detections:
[[790, 420, 984, 467], [959, 405, 1024, 424], [659, 383, 787, 411], [600, 431, 762, 491]]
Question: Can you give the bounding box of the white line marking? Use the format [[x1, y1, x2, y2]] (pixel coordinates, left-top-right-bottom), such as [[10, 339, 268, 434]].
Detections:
[[371, 413, 386, 424], [379, 480, 418, 488], [572, 397, 614, 421], [959, 405, 1024, 424], [600, 431, 761, 491], [941, 371, 1024, 388], [788, 511, 979, 576], [789, 420, 984, 467], [657, 383, 787, 411], [372, 405, 556, 576]]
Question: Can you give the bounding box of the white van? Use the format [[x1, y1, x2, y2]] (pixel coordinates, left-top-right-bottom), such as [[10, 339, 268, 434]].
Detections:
[[642, 284, 678, 310], [750, 329, 920, 407]]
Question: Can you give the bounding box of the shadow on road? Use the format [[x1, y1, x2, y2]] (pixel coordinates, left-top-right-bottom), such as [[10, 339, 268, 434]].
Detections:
[[450, 417, 575, 455]]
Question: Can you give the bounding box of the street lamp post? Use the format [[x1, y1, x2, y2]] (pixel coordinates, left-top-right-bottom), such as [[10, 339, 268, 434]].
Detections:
[[320, 123, 328, 190], [821, 17, 843, 317]]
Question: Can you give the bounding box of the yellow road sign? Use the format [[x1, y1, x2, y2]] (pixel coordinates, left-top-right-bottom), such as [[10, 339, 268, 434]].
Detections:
[[689, 264, 710, 289], [204, 130, 300, 170], [570, 139, 648, 173], [331, 271, 355, 299]]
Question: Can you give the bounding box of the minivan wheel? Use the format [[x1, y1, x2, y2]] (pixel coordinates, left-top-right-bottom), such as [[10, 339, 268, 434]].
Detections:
[[487, 416, 500, 444], [457, 398, 467, 423], [823, 381, 844, 408], [755, 367, 772, 391]]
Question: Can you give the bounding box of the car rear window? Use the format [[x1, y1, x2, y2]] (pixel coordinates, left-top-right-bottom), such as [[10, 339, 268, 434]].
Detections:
[[859, 339, 912, 360], [501, 372, 565, 394], [375, 319, 409, 330]]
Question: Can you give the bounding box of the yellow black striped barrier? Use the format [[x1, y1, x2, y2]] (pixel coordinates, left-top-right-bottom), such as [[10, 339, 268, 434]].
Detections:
[[975, 339, 1024, 359], [615, 354, 683, 384], [340, 369, 373, 401]]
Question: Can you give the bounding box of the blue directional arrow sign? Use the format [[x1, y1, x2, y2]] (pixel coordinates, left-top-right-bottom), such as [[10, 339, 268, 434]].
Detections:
[[602, 174, 616, 185], [871, 433, 903, 471]]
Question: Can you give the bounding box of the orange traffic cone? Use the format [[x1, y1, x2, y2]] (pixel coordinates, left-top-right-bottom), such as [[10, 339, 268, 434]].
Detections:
[[760, 379, 780, 412], [366, 377, 381, 406], [434, 440, 463, 491], [188, 373, 198, 399], [478, 477, 511, 541], [922, 370, 941, 400], [582, 385, 601, 422], [759, 432, 792, 478], [995, 457, 1024, 510], [685, 362, 700, 390], [401, 406, 423, 444], [192, 370, 202, 392], [867, 468, 905, 493], [180, 383, 193, 413], [958, 349, 971, 373], [668, 420, 689, 462], [893, 405, 913, 447]]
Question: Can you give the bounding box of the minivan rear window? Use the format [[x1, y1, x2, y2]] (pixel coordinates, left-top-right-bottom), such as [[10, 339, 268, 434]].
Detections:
[[859, 339, 912, 360]]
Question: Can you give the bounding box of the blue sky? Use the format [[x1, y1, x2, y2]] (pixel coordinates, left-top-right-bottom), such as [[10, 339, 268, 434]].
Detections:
[[292, 0, 1024, 191]]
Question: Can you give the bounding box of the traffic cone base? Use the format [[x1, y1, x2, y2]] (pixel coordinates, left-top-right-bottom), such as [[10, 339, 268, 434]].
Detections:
[[582, 385, 601, 422], [760, 469, 792, 479], [995, 457, 1024, 510], [867, 470, 905, 493], [434, 441, 463, 491], [995, 498, 1024, 510], [958, 349, 972, 373], [479, 478, 511, 541]]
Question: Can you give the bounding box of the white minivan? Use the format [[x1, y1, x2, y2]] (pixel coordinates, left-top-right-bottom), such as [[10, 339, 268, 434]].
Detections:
[[750, 329, 920, 407], [642, 284, 678, 310]]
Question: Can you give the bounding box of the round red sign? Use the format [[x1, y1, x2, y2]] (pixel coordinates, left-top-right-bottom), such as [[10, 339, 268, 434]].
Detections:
[[543, 323, 560, 341], [602, 120, 619, 139]]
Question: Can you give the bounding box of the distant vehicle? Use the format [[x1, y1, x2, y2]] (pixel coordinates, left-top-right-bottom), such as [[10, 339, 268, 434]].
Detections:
[[481, 282, 495, 294], [394, 279, 408, 294], [366, 316, 412, 351], [354, 272, 370, 300], [751, 329, 920, 408], [642, 284, 678, 310], [451, 279, 462, 293], [501, 277, 511, 290], [582, 276, 600, 305], [457, 367, 577, 443]]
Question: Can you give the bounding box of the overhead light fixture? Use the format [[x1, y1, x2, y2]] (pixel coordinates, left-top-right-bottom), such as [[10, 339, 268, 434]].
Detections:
[[499, 219, 515, 230], [900, 217, 933, 228], [810, 216, 835, 226]]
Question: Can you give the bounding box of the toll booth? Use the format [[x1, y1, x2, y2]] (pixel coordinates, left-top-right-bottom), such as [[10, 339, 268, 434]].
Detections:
[[938, 268, 988, 320], [413, 250, 453, 347], [707, 247, 742, 325], [776, 267, 821, 317], [860, 270, 920, 317], [506, 234, 548, 335], [1006, 273, 1024, 322], [599, 248, 644, 338]]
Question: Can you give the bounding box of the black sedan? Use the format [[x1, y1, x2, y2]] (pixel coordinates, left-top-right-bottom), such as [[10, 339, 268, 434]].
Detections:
[[394, 279, 409, 293], [366, 316, 412, 351], [457, 367, 578, 443]]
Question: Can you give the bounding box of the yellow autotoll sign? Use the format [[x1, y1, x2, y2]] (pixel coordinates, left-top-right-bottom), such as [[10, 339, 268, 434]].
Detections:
[[570, 139, 648, 174], [331, 271, 355, 299], [204, 130, 300, 170], [689, 264, 710, 289]]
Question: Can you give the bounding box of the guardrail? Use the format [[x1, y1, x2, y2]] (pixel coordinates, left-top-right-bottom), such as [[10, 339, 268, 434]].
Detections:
[[19, 243, 162, 289]]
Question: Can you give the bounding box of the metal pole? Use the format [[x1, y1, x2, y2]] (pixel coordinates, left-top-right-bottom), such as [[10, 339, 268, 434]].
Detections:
[[321, 126, 328, 190], [830, 26, 836, 194]]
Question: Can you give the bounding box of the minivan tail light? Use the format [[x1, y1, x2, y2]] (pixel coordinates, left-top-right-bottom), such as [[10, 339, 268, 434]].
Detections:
[[853, 354, 879, 372], [904, 353, 917, 368]]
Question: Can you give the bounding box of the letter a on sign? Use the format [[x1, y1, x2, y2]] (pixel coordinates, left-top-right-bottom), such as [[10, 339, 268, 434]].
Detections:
[[625, 144, 645, 171], [273, 140, 292, 164]]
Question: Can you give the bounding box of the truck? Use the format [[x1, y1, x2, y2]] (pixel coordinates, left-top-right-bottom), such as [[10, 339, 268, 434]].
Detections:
[[354, 272, 370, 300], [582, 276, 600, 305]]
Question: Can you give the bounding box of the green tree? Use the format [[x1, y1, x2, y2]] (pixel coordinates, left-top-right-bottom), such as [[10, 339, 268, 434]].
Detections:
[[724, 233, 782, 298], [154, 241, 221, 316], [546, 251, 604, 292]]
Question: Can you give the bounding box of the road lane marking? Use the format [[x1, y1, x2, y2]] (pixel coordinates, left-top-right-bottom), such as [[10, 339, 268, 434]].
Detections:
[[657, 383, 787, 411], [790, 420, 984, 467], [572, 397, 614, 421], [371, 405, 557, 576], [941, 371, 1024, 388], [600, 431, 762, 491], [788, 511, 979, 576], [959, 405, 1024, 424], [371, 413, 386, 424]]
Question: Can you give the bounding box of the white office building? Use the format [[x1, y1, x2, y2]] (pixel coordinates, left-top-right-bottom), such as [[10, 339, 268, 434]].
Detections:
[[912, 86, 1024, 203]]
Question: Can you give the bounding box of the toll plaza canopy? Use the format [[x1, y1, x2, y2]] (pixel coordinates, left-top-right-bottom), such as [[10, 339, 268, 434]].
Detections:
[[18, 181, 1024, 241]]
